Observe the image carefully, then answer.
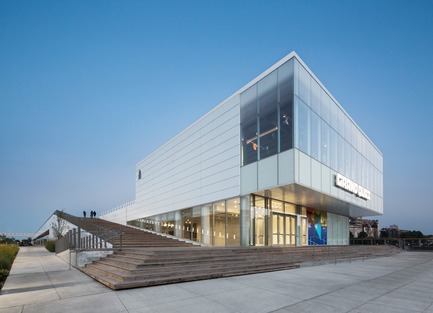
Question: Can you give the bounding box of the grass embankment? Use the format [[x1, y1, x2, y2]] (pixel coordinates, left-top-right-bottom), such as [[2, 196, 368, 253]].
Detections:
[[0, 244, 19, 290]]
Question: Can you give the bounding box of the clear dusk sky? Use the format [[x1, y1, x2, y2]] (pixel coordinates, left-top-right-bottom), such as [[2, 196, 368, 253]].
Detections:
[[1, 0, 433, 236]]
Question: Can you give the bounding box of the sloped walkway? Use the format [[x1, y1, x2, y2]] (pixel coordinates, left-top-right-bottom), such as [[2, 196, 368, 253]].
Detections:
[[1, 246, 433, 313]]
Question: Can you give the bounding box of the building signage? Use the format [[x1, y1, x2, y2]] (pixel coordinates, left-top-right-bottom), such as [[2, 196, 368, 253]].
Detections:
[[335, 173, 371, 200]]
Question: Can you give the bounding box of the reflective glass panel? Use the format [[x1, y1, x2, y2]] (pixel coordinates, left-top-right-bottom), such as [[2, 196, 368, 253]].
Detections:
[[213, 201, 225, 246], [258, 70, 278, 160], [226, 198, 240, 246], [297, 62, 310, 106], [321, 121, 330, 166], [296, 98, 310, 154], [279, 59, 294, 152], [310, 111, 321, 161], [311, 78, 321, 115], [240, 85, 258, 166], [192, 207, 201, 242]]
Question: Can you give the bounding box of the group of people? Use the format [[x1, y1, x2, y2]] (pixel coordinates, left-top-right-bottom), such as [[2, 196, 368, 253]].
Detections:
[[83, 210, 97, 218]]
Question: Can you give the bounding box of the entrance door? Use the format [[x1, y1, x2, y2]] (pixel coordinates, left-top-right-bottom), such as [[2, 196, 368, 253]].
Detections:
[[272, 213, 297, 246], [272, 214, 285, 245], [285, 215, 296, 245]]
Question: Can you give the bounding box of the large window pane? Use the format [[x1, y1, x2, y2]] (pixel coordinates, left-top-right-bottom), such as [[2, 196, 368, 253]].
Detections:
[[345, 141, 351, 178], [226, 198, 240, 246], [241, 85, 258, 166], [296, 98, 310, 154], [191, 207, 201, 243], [311, 78, 321, 115], [182, 208, 192, 240], [279, 59, 294, 152], [272, 199, 284, 213], [258, 70, 278, 160], [338, 135, 345, 174], [321, 121, 330, 166], [297, 62, 310, 106], [337, 107, 345, 137], [201, 204, 213, 245], [321, 89, 330, 124], [311, 111, 321, 160], [330, 99, 338, 131], [330, 128, 338, 171], [213, 202, 225, 246]]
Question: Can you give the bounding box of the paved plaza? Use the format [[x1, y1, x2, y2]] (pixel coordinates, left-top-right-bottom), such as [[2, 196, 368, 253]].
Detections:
[[1, 246, 432, 313]]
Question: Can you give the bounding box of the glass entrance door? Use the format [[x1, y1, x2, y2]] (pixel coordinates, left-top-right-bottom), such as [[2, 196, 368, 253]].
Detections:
[[272, 213, 297, 246], [272, 214, 284, 245]]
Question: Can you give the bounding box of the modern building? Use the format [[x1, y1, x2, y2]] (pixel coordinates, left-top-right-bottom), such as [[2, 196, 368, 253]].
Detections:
[[100, 51, 384, 247]]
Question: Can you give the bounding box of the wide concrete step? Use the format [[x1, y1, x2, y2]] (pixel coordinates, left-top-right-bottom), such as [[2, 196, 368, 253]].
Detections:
[[83, 262, 298, 291], [84, 260, 300, 286], [81, 245, 401, 290], [97, 255, 298, 273]]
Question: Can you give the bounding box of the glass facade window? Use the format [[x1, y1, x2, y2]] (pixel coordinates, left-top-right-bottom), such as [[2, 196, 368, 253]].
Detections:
[[279, 59, 294, 152], [129, 198, 240, 247], [240, 59, 294, 166], [310, 111, 321, 161], [291, 58, 383, 201], [321, 89, 330, 124], [213, 202, 226, 246], [258, 70, 278, 160], [297, 63, 310, 106], [321, 121, 330, 166], [241, 85, 258, 166], [296, 98, 310, 154], [310, 78, 321, 115], [226, 198, 240, 246]]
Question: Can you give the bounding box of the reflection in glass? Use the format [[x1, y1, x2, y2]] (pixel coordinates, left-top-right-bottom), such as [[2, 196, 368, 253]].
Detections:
[[241, 85, 258, 166], [311, 111, 321, 161], [297, 62, 310, 106], [258, 70, 278, 160], [226, 198, 240, 246], [279, 59, 294, 152], [213, 202, 225, 246], [321, 122, 330, 166], [296, 98, 310, 154]]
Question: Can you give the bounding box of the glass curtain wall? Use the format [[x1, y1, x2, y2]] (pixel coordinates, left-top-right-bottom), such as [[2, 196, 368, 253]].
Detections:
[[241, 58, 294, 166], [294, 59, 383, 200], [226, 198, 241, 246], [128, 198, 240, 247], [213, 202, 226, 246]]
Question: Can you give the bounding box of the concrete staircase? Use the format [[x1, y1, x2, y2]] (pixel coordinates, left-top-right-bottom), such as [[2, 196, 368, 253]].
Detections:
[[80, 244, 400, 290], [81, 246, 302, 290], [57, 212, 401, 290]]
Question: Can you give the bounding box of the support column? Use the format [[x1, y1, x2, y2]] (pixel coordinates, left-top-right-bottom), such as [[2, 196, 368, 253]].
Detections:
[[240, 195, 251, 247]]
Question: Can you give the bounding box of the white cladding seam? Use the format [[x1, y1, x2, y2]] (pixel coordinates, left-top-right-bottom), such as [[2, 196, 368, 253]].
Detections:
[[132, 95, 240, 220]]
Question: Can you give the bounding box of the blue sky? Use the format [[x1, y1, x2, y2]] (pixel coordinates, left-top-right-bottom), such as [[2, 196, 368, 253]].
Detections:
[[1, 0, 432, 236]]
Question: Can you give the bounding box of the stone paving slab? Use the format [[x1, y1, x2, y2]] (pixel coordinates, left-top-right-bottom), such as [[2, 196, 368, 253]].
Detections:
[[0, 246, 432, 313]]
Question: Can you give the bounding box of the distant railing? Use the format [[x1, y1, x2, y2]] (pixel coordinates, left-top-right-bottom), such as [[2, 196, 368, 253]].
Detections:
[[100, 201, 135, 216], [350, 238, 404, 248]]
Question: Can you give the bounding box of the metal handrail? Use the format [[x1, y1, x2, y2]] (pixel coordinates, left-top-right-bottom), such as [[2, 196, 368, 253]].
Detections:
[[54, 211, 125, 253], [308, 236, 327, 245]]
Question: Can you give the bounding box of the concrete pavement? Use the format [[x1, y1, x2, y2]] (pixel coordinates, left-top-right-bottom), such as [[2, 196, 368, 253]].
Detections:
[[1, 246, 432, 313]]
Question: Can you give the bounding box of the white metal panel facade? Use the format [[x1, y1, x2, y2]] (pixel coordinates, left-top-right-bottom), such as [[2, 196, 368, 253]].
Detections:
[[130, 95, 241, 221]]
